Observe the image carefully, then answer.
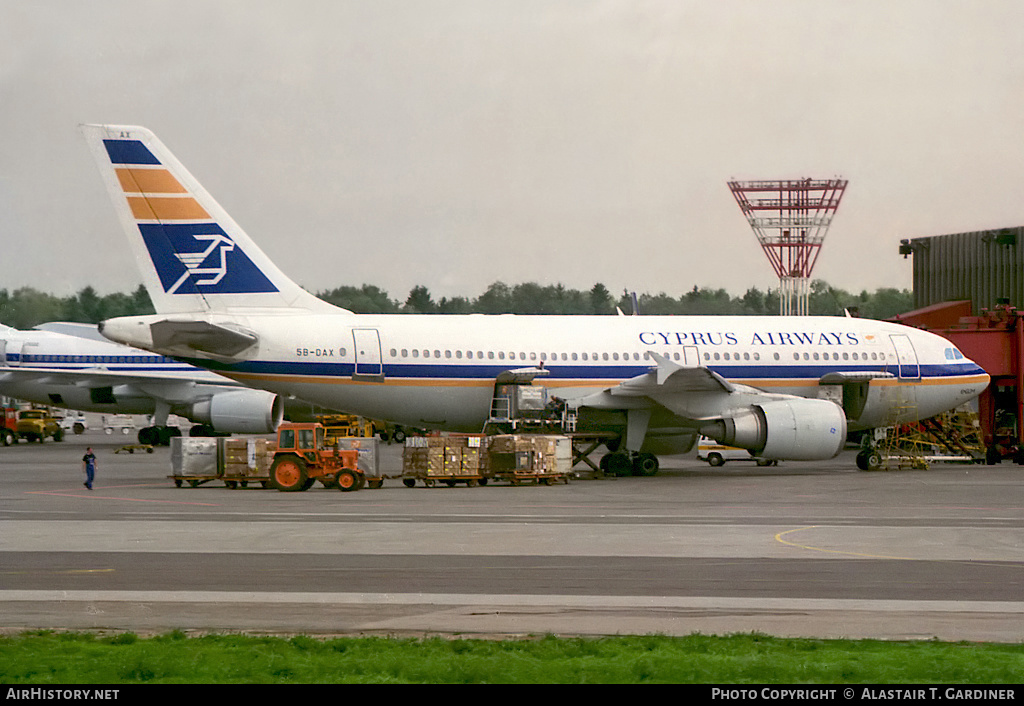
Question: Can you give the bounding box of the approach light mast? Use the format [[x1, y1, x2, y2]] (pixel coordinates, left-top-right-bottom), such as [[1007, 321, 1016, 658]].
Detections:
[[728, 178, 847, 316]]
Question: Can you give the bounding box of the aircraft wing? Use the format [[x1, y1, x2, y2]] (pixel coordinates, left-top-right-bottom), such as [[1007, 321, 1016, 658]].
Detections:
[[586, 352, 738, 415], [574, 352, 847, 460], [0, 364, 234, 389], [819, 370, 895, 384]]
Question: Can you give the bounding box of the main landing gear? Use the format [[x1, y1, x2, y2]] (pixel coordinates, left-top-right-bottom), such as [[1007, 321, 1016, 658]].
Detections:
[[137, 425, 182, 446], [599, 450, 660, 477]]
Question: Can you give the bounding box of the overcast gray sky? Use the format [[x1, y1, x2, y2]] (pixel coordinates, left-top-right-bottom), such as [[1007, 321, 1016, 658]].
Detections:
[[2, 0, 1023, 303]]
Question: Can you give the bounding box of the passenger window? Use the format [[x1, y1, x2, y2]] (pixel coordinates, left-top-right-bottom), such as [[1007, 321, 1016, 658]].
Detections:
[[298, 429, 314, 449]]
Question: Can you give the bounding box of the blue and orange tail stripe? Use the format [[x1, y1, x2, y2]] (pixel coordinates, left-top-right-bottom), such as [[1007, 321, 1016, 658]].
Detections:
[[102, 139, 210, 222]]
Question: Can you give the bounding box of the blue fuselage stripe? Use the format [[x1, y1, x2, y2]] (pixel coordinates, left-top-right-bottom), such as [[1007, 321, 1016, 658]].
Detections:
[[181, 358, 987, 382]]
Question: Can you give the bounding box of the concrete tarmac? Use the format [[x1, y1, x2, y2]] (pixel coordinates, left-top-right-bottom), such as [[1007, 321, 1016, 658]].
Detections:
[[2, 430, 1023, 641]]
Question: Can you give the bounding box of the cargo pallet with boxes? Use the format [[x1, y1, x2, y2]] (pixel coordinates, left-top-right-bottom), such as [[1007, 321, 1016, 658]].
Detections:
[[169, 436, 383, 489], [401, 434, 572, 487]]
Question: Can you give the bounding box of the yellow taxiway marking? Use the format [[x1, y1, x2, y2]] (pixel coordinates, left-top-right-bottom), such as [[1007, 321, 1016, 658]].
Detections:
[[774, 526, 916, 561]]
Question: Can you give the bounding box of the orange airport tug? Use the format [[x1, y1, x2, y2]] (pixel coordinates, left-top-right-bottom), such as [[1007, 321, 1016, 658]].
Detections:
[[269, 422, 363, 492]]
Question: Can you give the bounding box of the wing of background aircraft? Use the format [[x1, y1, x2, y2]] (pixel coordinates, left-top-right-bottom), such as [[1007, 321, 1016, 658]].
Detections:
[[0, 322, 284, 444]]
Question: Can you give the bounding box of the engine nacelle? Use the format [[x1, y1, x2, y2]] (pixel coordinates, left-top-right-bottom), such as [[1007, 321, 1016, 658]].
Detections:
[[710, 398, 847, 461], [190, 389, 283, 434]]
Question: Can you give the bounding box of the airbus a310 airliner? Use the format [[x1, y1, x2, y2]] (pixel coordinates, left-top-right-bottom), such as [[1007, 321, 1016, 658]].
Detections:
[[82, 124, 989, 474]]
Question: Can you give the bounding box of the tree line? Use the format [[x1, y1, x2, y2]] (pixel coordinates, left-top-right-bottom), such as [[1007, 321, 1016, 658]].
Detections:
[[0, 280, 913, 330]]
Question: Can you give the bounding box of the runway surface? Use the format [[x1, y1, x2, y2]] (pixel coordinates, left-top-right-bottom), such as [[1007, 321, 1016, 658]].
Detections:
[[2, 431, 1023, 641]]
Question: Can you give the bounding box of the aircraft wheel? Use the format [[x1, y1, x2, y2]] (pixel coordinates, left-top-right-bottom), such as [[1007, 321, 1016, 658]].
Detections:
[[138, 427, 157, 445], [986, 446, 1002, 465], [159, 426, 182, 446], [633, 452, 659, 476], [604, 451, 633, 476], [270, 456, 308, 492], [856, 450, 884, 471]]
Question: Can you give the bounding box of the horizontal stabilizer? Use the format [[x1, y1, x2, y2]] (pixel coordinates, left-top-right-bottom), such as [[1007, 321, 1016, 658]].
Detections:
[[150, 320, 258, 360]]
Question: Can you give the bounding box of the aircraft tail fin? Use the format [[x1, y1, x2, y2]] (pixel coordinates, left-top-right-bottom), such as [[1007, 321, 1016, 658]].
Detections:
[[80, 124, 342, 315]]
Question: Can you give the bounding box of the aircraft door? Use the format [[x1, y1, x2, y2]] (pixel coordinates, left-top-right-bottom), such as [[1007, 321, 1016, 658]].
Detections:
[[889, 334, 920, 379], [352, 328, 384, 380], [682, 345, 701, 367], [1, 340, 22, 366]]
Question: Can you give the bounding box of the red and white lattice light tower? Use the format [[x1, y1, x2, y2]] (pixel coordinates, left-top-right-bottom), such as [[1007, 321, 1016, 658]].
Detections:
[[727, 178, 847, 316]]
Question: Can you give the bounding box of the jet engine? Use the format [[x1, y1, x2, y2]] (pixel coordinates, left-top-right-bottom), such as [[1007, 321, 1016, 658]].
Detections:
[[705, 398, 847, 461], [189, 389, 283, 434]]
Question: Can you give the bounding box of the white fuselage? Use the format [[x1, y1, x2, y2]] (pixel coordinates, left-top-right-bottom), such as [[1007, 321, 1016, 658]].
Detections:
[[102, 312, 990, 434]]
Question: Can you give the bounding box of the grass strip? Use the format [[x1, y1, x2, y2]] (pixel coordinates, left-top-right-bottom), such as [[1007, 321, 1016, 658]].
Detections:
[[2, 630, 1023, 684]]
